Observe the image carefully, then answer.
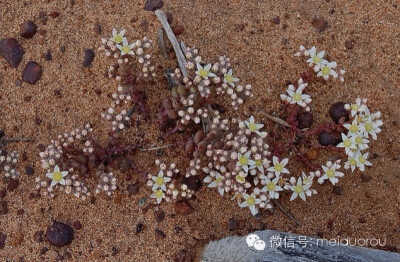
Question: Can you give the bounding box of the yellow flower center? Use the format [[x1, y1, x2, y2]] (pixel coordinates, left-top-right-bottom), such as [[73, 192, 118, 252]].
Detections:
[[239, 156, 248, 166], [359, 156, 365, 164], [355, 136, 362, 144], [236, 175, 245, 183], [155, 190, 163, 198], [351, 104, 359, 111], [215, 177, 222, 184], [365, 123, 372, 132], [53, 171, 62, 181], [114, 35, 123, 44], [246, 196, 255, 206], [121, 45, 131, 54], [156, 177, 164, 186], [349, 124, 358, 133], [267, 182, 275, 191], [274, 163, 283, 172], [350, 159, 357, 165], [313, 56, 322, 63], [199, 69, 208, 77], [303, 178, 310, 184], [294, 185, 303, 193], [224, 74, 233, 83], [293, 93, 302, 101], [322, 66, 330, 75], [343, 139, 352, 148], [326, 169, 335, 178], [248, 123, 257, 131], [255, 160, 262, 167]]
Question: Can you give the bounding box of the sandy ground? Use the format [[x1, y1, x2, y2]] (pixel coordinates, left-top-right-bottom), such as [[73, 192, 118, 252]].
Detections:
[[0, 0, 400, 261]]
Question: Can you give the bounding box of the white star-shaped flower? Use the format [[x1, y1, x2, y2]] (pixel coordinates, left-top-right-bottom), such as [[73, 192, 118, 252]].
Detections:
[[343, 119, 361, 137], [116, 39, 135, 56], [151, 170, 171, 191], [337, 133, 357, 156], [306, 46, 328, 71], [267, 156, 289, 176], [261, 176, 283, 199], [195, 63, 216, 79], [289, 177, 311, 201], [110, 28, 126, 44], [239, 192, 261, 216], [318, 161, 344, 185], [223, 69, 239, 87], [204, 171, 225, 196], [151, 189, 166, 204], [317, 61, 338, 80], [345, 98, 367, 117], [356, 152, 372, 171], [286, 84, 312, 107], [46, 165, 68, 187], [244, 116, 267, 138]]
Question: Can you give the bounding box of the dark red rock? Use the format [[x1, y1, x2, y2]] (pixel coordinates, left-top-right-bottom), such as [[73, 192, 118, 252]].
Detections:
[[154, 210, 165, 223], [44, 50, 52, 61], [0, 38, 25, 68], [135, 223, 144, 234], [318, 131, 342, 146], [271, 16, 280, 24], [7, 179, 19, 192], [297, 111, 313, 129], [0, 200, 8, 215], [49, 11, 60, 18], [182, 176, 202, 191], [20, 20, 37, 39], [312, 17, 328, 33], [175, 200, 194, 215], [333, 185, 342, 195], [154, 229, 166, 240], [127, 184, 139, 195], [0, 233, 6, 249], [144, 0, 164, 11], [22, 61, 42, 85], [82, 49, 95, 67], [172, 25, 184, 35], [345, 39, 355, 49], [46, 221, 74, 247], [72, 221, 82, 230], [329, 102, 350, 124], [228, 218, 238, 230], [361, 174, 372, 183]]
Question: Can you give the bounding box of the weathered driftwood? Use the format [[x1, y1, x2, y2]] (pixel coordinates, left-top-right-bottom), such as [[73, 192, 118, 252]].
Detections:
[[201, 230, 400, 262]]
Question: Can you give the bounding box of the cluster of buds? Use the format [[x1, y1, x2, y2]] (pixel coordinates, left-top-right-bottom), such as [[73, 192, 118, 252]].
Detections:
[[146, 160, 193, 204], [101, 85, 132, 131], [0, 150, 19, 179], [99, 29, 155, 80], [158, 47, 252, 134], [95, 169, 117, 196], [36, 124, 111, 200]]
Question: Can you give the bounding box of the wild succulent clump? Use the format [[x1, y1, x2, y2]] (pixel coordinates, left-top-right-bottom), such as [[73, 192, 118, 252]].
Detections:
[[35, 29, 155, 199], [0, 150, 20, 179], [99, 28, 155, 130], [158, 47, 252, 135]]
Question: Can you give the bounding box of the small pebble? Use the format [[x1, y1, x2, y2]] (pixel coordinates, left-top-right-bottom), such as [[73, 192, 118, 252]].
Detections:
[[54, 89, 62, 97], [172, 25, 184, 35], [345, 39, 355, 49], [360, 174, 372, 183], [154, 229, 166, 240], [17, 209, 24, 215], [15, 79, 22, 86], [46, 221, 74, 247], [271, 16, 280, 24], [39, 247, 49, 255], [111, 247, 119, 256], [297, 111, 313, 129], [49, 11, 60, 18], [82, 49, 95, 67], [72, 221, 82, 230], [0, 233, 6, 249], [318, 131, 342, 146], [182, 176, 202, 191], [59, 46, 66, 53], [358, 217, 366, 223], [127, 184, 139, 195], [144, 0, 164, 11], [175, 200, 194, 215], [329, 102, 349, 124], [0, 200, 8, 215], [0, 189, 6, 198], [24, 96, 32, 102], [44, 50, 52, 61], [333, 185, 342, 195], [0, 38, 25, 68], [312, 17, 328, 33], [228, 218, 238, 231], [154, 210, 165, 223], [20, 20, 37, 39], [94, 23, 102, 34], [7, 180, 19, 191], [306, 148, 318, 160], [22, 61, 42, 85], [39, 29, 47, 35], [0, 130, 4, 139], [135, 223, 144, 234]]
